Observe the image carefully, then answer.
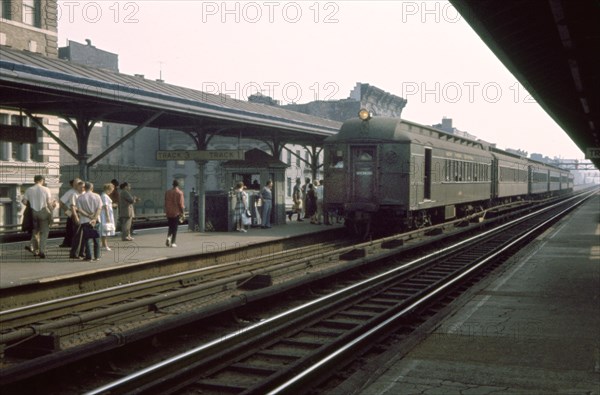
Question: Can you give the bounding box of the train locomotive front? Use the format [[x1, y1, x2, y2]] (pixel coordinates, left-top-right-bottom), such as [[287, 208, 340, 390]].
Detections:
[[323, 110, 494, 235]]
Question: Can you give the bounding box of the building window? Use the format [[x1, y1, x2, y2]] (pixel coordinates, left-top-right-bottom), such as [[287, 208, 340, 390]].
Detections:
[[295, 150, 300, 167], [22, 0, 40, 27], [287, 177, 291, 197], [287, 150, 291, 165], [1, 1, 12, 20]]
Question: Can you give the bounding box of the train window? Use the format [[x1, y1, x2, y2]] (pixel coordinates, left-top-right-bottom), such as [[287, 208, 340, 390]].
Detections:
[[330, 149, 344, 168], [456, 162, 460, 181], [467, 162, 472, 181], [357, 150, 373, 161]]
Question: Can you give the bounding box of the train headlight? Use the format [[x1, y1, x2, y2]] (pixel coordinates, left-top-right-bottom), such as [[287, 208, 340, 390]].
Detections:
[[358, 108, 372, 121]]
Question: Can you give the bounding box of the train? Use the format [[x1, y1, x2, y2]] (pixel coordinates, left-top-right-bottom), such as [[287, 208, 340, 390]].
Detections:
[[323, 109, 573, 235]]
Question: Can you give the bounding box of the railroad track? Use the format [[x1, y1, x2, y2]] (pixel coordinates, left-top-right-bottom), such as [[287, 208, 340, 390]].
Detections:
[[0, 233, 349, 374], [0, 192, 590, 392], [76, 192, 592, 394]]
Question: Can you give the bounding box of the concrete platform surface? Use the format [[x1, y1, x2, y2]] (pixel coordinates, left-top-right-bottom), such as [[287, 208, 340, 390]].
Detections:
[[0, 220, 340, 289], [337, 193, 600, 394]]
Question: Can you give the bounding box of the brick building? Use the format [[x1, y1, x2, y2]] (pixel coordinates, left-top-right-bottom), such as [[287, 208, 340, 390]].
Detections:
[[0, 0, 61, 227]]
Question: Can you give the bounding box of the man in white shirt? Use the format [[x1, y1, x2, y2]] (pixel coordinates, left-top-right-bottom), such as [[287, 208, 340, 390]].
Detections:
[[72, 182, 103, 261], [22, 175, 56, 258]]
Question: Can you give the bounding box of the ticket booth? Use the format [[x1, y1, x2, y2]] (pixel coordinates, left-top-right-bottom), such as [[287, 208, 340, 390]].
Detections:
[[223, 148, 289, 230]]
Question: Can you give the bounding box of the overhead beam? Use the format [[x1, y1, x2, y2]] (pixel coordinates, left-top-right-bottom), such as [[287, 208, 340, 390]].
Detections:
[[25, 111, 78, 159], [87, 111, 164, 167]]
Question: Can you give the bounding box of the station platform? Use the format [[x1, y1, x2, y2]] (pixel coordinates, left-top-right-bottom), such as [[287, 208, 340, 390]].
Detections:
[[335, 193, 600, 394], [0, 220, 340, 289]]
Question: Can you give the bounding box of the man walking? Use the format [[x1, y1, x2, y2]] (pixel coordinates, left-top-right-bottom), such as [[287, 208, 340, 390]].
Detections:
[[22, 175, 56, 258], [164, 179, 185, 247], [260, 180, 273, 228]]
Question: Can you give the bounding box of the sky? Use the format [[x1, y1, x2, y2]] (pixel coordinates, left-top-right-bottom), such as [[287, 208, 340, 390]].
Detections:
[[56, 0, 585, 160]]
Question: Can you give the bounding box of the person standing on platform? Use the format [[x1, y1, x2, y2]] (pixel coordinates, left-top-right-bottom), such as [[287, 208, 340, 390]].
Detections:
[[109, 179, 120, 231], [315, 179, 324, 225], [302, 177, 311, 219], [75, 182, 103, 261], [59, 178, 81, 248], [289, 178, 303, 222], [233, 181, 249, 233], [22, 175, 57, 259], [164, 179, 185, 248], [68, 180, 86, 259], [260, 180, 273, 228], [100, 183, 116, 250], [306, 183, 317, 223], [119, 182, 139, 241]]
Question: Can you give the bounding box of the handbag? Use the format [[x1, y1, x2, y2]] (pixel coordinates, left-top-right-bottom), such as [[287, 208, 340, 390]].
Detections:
[[245, 209, 252, 218], [242, 211, 251, 226], [103, 222, 115, 232]]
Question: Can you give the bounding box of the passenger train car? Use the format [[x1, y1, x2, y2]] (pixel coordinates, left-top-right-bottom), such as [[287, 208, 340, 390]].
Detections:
[[323, 110, 573, 234]]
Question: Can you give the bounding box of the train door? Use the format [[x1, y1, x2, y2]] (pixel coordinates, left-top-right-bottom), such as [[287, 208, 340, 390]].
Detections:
[[491, 157, 499, 198], [350, 146, 376, 203], [424, 148, 432, 200]]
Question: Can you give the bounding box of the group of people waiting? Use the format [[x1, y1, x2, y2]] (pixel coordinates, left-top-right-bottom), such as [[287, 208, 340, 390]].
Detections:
[[232, 179, 273, 232], [290, 177, 330, 225], [20, 173, 332, 257], [21, 175, 141, 260], [231, 177, 331, 233]]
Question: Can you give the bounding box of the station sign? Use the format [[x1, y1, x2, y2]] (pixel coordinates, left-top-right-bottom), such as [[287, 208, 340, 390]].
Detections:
[[0, 125, 37, 144], [156, 150, 245, 161]]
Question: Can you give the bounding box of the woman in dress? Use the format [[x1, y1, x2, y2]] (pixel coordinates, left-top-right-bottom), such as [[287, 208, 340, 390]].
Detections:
[[233, 181, 249, 233], [306, 183, 317, 223], [100, 183, 116, 250]]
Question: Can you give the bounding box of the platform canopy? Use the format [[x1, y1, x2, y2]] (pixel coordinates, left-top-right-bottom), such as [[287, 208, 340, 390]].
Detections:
[[0, 46, 341, 146], [450, 0, 600, 169]]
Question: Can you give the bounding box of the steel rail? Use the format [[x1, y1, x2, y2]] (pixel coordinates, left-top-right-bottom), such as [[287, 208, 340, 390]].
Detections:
[[0, 239, 347, 344], [1, 199, 525, 338], [268, 195, 591, 394], [0, 229, 344, 310], [83, 192, 594, 395]]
